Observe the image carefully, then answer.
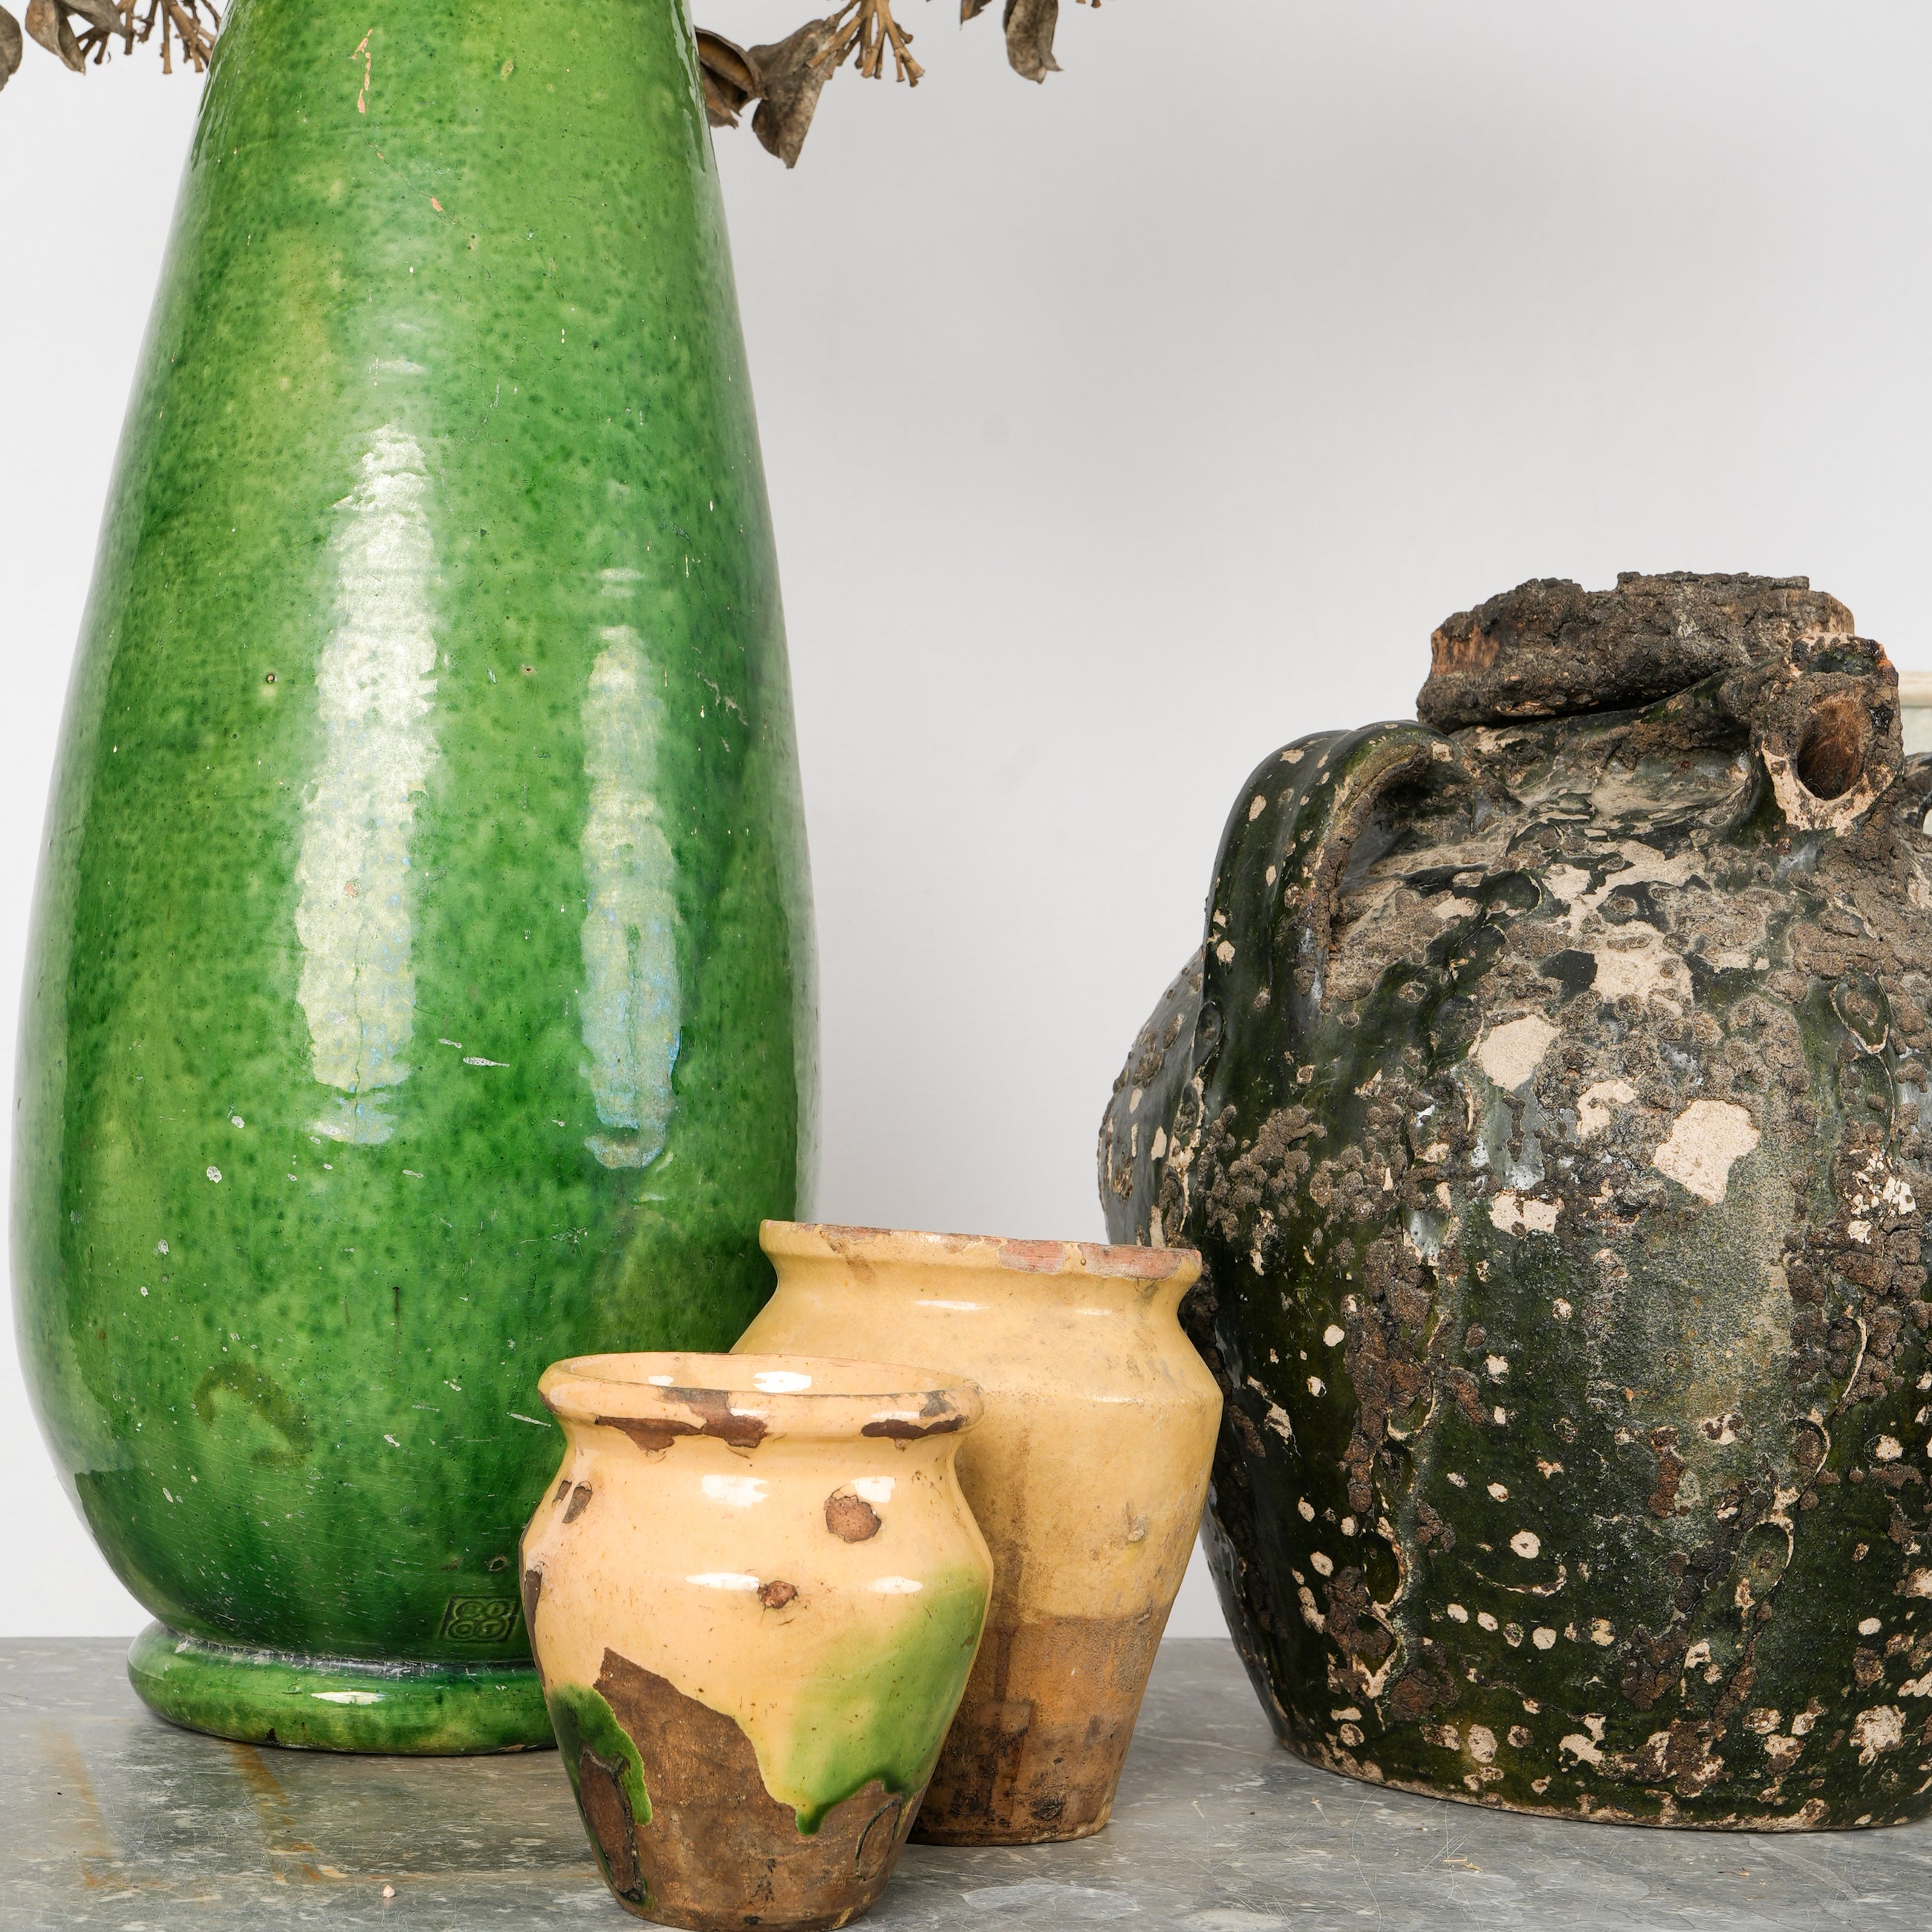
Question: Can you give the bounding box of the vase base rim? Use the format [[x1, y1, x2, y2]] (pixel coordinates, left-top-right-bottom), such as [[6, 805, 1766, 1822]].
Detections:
[[127, 1622, 553, 1754]]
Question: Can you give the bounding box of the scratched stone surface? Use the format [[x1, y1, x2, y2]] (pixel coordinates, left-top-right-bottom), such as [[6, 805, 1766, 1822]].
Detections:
[[7, 1638, 1932, 1929]]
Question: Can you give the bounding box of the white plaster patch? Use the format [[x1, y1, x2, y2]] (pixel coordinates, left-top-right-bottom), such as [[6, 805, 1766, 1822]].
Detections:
[[1850, 1153, 1918, 1222], [1651, 1099, 1760, 1204], [1446, 1602, 1469, 1623], [1249, 794, 1269, 821], [1859, 1616, 1883, 1636], [1559, 1732, 1604, 1768], [1904, 1570, 1932, 1598], [1876, 1437, 1904, 1463], [1310, 1552, 1334, 1577], [1297, 1497, 1315, 1521], [1474, 1015, 1558, 1090], [1511, 1531, 1541, 1559], [1532, 1627, 1557, 1650], [1851, 1705, 1903, 1765], [1592, 935, 1687, 1005], [1323, 1324, 1345, 1347], [1487, 1482, 1509, 1500], [1491, 1191, 1560, 1235], [1466, 1725, 1497, 1764], [1576, 1079, 1637, 1139]]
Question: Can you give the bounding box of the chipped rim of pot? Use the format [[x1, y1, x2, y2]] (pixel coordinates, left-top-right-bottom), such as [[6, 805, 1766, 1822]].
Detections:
[[539, 1349, 984, 1443], [761, 1219, 1203, 1287]]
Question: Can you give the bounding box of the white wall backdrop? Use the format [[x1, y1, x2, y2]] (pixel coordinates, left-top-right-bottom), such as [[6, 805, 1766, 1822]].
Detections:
[[5, 0, 1932, 1639]]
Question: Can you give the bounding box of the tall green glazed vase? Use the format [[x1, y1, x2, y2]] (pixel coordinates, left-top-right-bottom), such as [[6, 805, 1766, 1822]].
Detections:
[[13, 0, 816, 1752]]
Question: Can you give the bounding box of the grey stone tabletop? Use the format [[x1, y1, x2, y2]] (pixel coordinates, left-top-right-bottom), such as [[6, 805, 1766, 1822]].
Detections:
[[5, 1637, 1931, 1931]]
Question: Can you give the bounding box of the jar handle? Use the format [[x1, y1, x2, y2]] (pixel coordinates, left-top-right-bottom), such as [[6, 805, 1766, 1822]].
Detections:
[[1200, 721, 1463, 1056]]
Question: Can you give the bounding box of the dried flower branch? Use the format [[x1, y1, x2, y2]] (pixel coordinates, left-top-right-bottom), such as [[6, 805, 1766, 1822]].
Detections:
[[0, 0, 216, 88], [1, 0, 1079, 155]]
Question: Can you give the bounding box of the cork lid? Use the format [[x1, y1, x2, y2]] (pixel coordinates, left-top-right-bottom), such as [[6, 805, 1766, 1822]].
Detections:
[[1415, 572, 1855, 730]]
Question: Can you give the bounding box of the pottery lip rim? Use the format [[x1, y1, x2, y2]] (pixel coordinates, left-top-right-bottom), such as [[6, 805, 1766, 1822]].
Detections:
[[760, 1219, 1203, 1288], [538, 1350, 985, 1443]]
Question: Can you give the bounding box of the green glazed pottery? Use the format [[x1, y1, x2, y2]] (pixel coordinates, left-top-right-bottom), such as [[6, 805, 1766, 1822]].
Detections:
[[1104, 574, 1932, 1827], [14, 0, 815, 1752]]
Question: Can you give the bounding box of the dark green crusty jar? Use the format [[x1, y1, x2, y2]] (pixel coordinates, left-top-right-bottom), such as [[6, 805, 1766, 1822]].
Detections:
[[14, 0, 814, 1752], [1103, 572, 1932, 1827]]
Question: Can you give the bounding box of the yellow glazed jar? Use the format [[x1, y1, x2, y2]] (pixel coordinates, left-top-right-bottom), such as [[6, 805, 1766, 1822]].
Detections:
[[738, 1224, 1220, 1844], [522, 1353, 992, 1931]]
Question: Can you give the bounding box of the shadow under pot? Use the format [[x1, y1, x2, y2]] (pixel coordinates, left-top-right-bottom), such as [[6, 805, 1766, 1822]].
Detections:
[[738, 1223, 1222, 1845], [522, 1353, 993, 1931]]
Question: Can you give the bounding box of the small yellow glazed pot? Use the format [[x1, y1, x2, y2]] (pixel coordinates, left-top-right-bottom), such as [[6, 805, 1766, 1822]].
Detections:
[[738, 1224, 1220, 1844], [522, 1353, 993, 1931]]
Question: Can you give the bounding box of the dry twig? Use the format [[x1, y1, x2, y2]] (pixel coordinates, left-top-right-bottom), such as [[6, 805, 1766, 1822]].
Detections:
[[1, 0, 1081, 154], [0, 0, 216, 89]]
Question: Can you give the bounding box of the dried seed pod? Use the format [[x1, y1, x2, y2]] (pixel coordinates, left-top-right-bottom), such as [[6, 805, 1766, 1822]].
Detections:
[[63, 0, 121, 35], [0, 7, 22, 88], [747, 14, 845, 169], [1003, 0, 1059, 82], [25, 0, 83, 71], [695, 27, 758, 129]]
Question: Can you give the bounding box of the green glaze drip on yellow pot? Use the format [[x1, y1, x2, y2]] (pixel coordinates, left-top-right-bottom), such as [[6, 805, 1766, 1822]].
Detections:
[[13, 0, 814, 1754], [782, 1570, 992, 1834], [550, 1678, 654, 1833], [739, 1223, 1222, 1845], [523, 1353, 992, 1928]]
